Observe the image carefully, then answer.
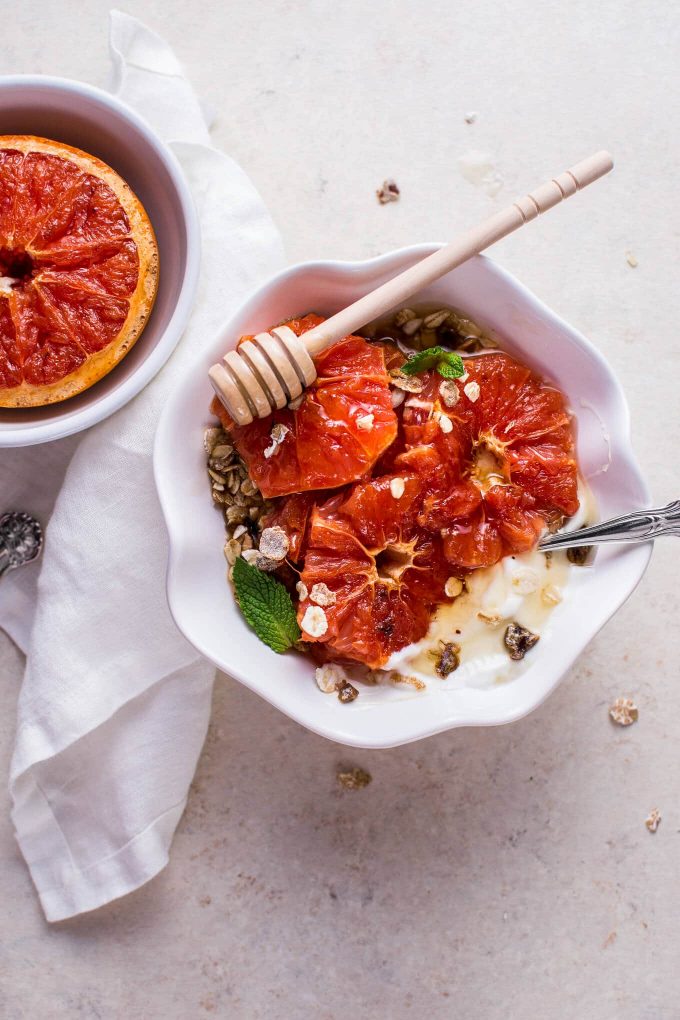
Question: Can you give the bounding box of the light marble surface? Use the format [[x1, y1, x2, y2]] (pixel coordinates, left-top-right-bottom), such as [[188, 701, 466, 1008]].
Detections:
[[2, 2, 680, 1017]]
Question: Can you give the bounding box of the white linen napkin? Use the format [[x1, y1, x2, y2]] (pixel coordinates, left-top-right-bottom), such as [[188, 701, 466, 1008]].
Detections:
[[0, 10, 284, 922]]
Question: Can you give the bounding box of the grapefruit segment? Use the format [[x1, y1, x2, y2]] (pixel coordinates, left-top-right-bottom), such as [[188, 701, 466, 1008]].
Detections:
[[218, 315, 398, 499], [297, 475, 451, 668], [397, 352, 578, 569], [0, 136, 158, 407]]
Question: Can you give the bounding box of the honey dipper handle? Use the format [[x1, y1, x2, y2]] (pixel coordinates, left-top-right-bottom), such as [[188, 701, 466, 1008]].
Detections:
[[301, 151, 613, 357]]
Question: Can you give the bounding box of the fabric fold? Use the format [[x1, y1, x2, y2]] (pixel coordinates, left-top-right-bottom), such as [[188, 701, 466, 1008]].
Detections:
[[1, 10, 284, 922]]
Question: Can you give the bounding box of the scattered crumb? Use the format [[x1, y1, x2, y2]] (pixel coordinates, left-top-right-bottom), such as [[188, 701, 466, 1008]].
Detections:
[[477, 609, 503, 627], [296, 580, 308, 601], [338, 682, 359, 703], [609, 697, 638, 727], [602, 930, 617, 949], [263, 423, 290, 459], [337, 766, 372, 790], [376, 178, 400, 204], [645, 808, 661, 833], [390, 672, 426, 691], [511, 567, 540, 595], [541, 583, 562, 606], [356, 412, 374, 431], [198, 895, 212, 907], [390, 477, 406, 499], [258, 525, 289, 561], [444, 576, 464, 598], [464, 381, 480, 403], [310, 582, 337, 607], [316, 663, 346, 693], [301, 605, 328, 637], [464, 111, 478, 124], [625, 250, 638, 268]]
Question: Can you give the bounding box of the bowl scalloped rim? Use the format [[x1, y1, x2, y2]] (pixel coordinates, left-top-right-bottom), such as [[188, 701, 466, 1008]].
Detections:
[[154, 245, 652, 749]]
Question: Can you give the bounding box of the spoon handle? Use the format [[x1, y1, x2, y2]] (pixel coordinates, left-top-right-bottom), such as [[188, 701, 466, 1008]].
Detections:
[[539, 500, 680, 552]]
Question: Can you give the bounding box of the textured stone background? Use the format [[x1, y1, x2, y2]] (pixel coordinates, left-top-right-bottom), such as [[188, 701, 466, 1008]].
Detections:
[[2, 2, 679, 1017]]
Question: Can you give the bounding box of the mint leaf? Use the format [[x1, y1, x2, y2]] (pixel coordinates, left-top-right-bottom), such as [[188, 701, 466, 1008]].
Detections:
[[233, 556, 301, 653], [437, 357, 464, 378], [401, 346, 464, 378]]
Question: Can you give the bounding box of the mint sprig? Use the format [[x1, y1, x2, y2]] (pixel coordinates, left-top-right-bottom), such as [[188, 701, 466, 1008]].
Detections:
[[400, 346, 465, 379], [233, 556, 301, 653]]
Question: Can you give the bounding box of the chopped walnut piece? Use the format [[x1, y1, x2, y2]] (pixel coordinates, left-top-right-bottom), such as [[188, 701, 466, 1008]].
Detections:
[[504, 622, 540, 660], [567, 544, 592, 565], [376, 178, 400, 204], [609, 697, 638, 726], [337, 766, 372, 790], [434, 641, 461, 678], [645, 808, 661, 833], [263, 423, 290, 459], [464, 380, 480, 402], [338, 682, 359, 703], [241, 548, 279, 572], [309, 582, 337, 607], [258, 525, 289, 561], [315, 663, 346, 694], [296, 580, 309, 601], [301, 605, 328, 637]]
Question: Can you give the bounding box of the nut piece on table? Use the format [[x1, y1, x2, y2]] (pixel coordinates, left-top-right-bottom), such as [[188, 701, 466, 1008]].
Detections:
[[609, 697, 638, 727]]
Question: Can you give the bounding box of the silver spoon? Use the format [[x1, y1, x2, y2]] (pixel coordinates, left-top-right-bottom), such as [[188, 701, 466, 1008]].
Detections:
[[0, 512, 44, 578], [539, 500, 680, 553]]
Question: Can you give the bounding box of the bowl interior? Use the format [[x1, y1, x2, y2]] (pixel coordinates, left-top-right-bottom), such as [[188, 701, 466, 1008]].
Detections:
[[155, 247, 652, 748], [0, 77, 193, 439]]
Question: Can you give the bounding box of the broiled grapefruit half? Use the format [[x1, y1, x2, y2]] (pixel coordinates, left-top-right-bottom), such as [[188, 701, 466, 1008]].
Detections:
[[0, 135, 158, 407]]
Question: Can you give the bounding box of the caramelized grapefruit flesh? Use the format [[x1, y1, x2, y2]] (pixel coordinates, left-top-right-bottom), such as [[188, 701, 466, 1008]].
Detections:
[[396, 352, 578, 569], [213, 314, 398, 498], [212, 325, 580, 668], [297, 475, 453, 668], [0, 137, 158, 407]]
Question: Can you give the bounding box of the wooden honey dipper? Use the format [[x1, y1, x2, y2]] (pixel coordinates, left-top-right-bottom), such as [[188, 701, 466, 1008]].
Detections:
[[210, 151, 613, 426]]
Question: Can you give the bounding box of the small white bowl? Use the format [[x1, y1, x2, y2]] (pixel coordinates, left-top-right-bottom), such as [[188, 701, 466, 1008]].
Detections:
[[0, 75, 200, 447], [154, 246, 652, 748]]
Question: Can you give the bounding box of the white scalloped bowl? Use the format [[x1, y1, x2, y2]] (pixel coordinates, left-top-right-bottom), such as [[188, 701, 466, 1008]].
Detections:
[[154, 246, 651, 748]]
